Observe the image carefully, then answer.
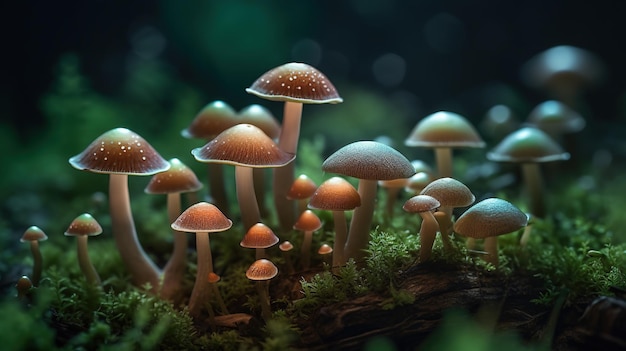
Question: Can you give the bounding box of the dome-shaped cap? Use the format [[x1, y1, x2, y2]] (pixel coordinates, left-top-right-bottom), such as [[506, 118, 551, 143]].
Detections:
[[322, 141, 415, 181], [318, 243, 333, 255], [246, 259, 279, 281], [246, 62, 343, 104], [405, 111, 485, 148], [308, 177, 361, 211], [21, 226, 48, 242], [419, 177, 475, 208], [287, 174, 317, 200], [279, 241, 294, 252], [293, 210, 322, 232], [192, 124, 295, 168], [453, 198, 528, 239], [69, 128, 170, 176], [238, 104, 281, 139], [240, 223, 280, 249], [403, 195, 441, 213], [526, 100, 585, 134], [171, 202, 232, 233], [487, 127, 570, 163], [145, 158, 203, 194], [65, 213, 103, 237], [181, 100, 238, 140]]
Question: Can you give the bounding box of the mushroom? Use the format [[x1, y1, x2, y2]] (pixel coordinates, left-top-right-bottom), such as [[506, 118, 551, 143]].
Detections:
[[453, 198, 528, 267], [15, 276, 32, 300], [318, 244, 333, 266], [278, 241, 295, 274], [69, 127, 170, 292], [171, 202, 233, 319], [293, 210, 322, 270], [402, 195, 441, 262], [481, 104, 519, 142], [240, 223, 280, 260], [246, 258, 279, 322], [191, 124, 295, 231], [287, 174, 318, 217], [419, 177, 475, 252], [487, 126, 570, 217], [145, 157, 203, 300], [246, 62, 343, 233], [20, 226, 48, 286], [322, 141, 415, 261], [64, 213, 103, 285], [405, 111, 485, 178], [526, 100, 585, 139], [308, 176, 361, 270], [182, 100, 239, 215]]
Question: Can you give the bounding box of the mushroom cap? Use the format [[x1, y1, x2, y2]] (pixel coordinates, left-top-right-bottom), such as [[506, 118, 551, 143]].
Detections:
[[246, 62, 343, 104], [293, 210, 322, 232], [279, 241, 294, 252], [171, 202, 232, 233], [308, 176, 361, 211], [287, 174, 318, 200], [487, 127, 570, 163], [246, 259, 279, 281], [318, 243, 333, 255], [403, 195, 441, 213], [64, 213, 103, 237], [419, 177, 475, 208], [21, 226, 48, 242], [181, 100, 238, 140], [526, 100, 585, 134], [207, 272, 221, 284], [238, 104, 281, 139], [191, 124, 295, 168], [405, 111, 486, 148], [145, 158, 203, 194], [240, 223, 280, 249], [69, 128, 170, 176], [453, 198, 528, 239], [322, 141, 415, 181], [405, 172, 434, 194]]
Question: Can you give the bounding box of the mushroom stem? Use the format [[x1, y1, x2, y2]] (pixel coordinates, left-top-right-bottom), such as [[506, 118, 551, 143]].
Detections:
[[208, 163, 230, 216], [332, 211, 348, 271], [256, 280, 272, 321], [301, 230, 313, 270], [434, 147, 453, 178], [236, 166, 261, 231], [483, 237, 499, 267], [256, 248, 266, 260], [109, 174, 161, 292], [274, 101, 303, 233], [210, 282, 229, 315], [521, 163, 546, 218], [189, 232, 213, 319], [345, 179, 378, 262], [161, 192, 187, 300], [76, 235, 101, 285], [254, 168, 269, 218], [434, 209, 454, 252], [29, 241, 43, 286], [418, 211, 440, 262], [520, 222, 534, 247]]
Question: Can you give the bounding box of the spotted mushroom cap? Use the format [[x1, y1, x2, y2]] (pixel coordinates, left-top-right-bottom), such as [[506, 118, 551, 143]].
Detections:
[[192, 124, 295, 168], [526, 100, 585, 134], [405, 111, 486, 148], [65, 213, 103, 237], [21, 226, 48, 242], [453, 198, 528, 239], [419, 177, 475, 208], [69, 128, 170, 176], [181, 100, 238, 140], [171, 202, 232, 233], [145, 158, 203, 195], [240, 223, 280, 249], [487, 127, 570, 163], [246, 62, 343, 104], [402, 195, 441, 213], [322, 141, 415, 181], [246, 259, 279, 281], [308, 176, 361, 211]]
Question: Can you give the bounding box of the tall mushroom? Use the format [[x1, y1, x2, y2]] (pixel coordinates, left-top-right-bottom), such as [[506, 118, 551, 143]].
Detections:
[[64, 213, 103, 286], [402, 195, 441, 262], [454, 198, 528, 267], [171, 202, 232, 319], [487, 127, 570, 218], [322, 141, 415, 262], [246, 62, 343, 233], [293, 210, 322, 270], [20, 226, 48, 286], [405, 111, 485, 179], [145, 158, 203, 300], [69, 128, 170, 292], [192, 124, 295, 231]]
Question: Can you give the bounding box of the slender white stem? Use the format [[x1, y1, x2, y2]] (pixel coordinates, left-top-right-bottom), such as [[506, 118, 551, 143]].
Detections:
[[332, 211, 348, 270], [484, 237, 499, 267], [76, 235, 100, 285], [345, 179, 378, 261], [188, 232, 212, 318], [236, 166, 261, 231], [161, 192, 187, 300], [522, 163, 545, 218], [418, 211, 440, 262], [29, 241, 42, 286], [434, 147, 453, 178]]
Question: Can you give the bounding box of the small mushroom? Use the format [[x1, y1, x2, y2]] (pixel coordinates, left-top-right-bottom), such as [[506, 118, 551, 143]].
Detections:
[[293, 210, 322, 270], [240, 223, 280, 260], [318, 244, 333, 266], [278, 241, 295, 274], [287, 174, 318, 217], [20, 226, 48, 286], [64, 213, 103, 286], [246, 258, 279, 322], [15, 276, 32, 300], [403, 195, 441, 262]]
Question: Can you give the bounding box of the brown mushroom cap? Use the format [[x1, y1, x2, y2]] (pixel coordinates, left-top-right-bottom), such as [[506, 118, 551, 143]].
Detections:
[[246, 259, 279, 280], [318, 243, 333, 255], [207, 272, 221, 284], [526, 100, 585, 134], [279, 241, 294, 252], [405, 111, 486, 148], [322, 141, 415, 181], [287, 174, 318, 200], [453, 198, 528, 239], [240, 223, 280, 249], [245, 62, 343, 104], [238, 104, 281, 139], [145, 158, 203, 194], [402, 195, 441, 213], [308, 176, 361, 211], [21, 226, 48, 242], [171, 202, 232, 233], [487, 127, 570, 163], [191, 124, 295, 168], [293, 210, 322, 232], [69, 128, 170, 176], [419, 177, 475, 208], [181, 100, 238, 140], [64, 213, 103, 237]]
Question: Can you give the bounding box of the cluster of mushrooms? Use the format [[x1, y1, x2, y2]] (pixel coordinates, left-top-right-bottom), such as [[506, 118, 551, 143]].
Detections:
[[18, 46, 592, 324]]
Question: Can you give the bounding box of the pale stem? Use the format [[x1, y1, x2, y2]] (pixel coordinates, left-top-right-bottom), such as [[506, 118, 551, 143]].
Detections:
[[483, 237, 499, 267], [161, 192, 187, 300], [76, 235, 101, 285], [208, 163, 230, 216], [418, 211, 440, 262], [109, 174, 160, 292], [520, 223, 534, 247], [188, 232, 213, 318], [29, 241, 42, 286], [434, 209, 453, 252], [257, 280, 272, 321], [301, 230, 313, 270], [522, 163, 545, 218], [434, 147, 453, 178], [253, 168, 269, 218], [236, 166, 261, 231], [345, 179, 378, 262], [332, 211, 348, 271], [210, 282, 229, 315]]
